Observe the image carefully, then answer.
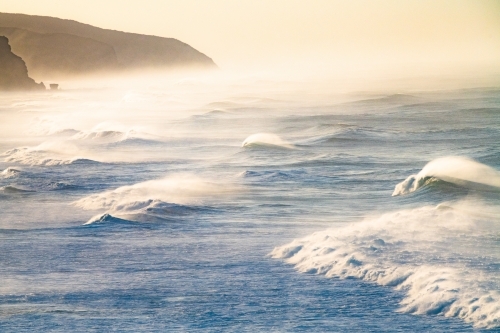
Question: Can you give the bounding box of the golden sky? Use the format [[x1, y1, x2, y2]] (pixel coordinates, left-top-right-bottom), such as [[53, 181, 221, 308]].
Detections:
[[2, 0, 500, 73]]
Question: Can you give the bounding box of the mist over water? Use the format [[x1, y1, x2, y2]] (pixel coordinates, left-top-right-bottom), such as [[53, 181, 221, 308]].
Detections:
[[0, 71, 499, 332], [393, 156, 500, 196]]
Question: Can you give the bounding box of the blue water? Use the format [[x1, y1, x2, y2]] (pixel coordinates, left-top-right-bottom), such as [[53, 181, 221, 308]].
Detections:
[[0, 80, 499, 332]]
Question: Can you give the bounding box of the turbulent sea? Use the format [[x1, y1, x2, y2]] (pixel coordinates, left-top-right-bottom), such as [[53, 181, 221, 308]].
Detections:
[[0, 76, 499, 332]]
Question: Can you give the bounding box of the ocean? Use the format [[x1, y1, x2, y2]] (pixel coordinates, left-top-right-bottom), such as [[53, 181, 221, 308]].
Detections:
[[0, 75, 499, 332]]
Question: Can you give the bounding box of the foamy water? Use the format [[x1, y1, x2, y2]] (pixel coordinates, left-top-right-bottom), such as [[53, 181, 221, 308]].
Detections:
[[0, 76, 499, 332], [271, 200, 500, 329], [393, 156, 500, 196]]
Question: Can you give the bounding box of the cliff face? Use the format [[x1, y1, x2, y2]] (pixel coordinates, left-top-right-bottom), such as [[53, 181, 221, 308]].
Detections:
[[0, 13, 217, 80], [0, 27, 120, 79], [0, 36, 45, 91]]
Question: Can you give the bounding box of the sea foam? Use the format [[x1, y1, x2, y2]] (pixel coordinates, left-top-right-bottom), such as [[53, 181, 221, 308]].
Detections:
[[2, 141, 99, 166], [242, 133, 295, 149], [0, 167, 21, 178], [393, 156, 500, 196], [74, 174, 238, 223], [70, 122, 161, 144], [271, 200, 500, 329]]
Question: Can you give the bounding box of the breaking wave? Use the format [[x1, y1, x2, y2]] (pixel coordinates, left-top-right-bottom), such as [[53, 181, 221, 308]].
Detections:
[[83, 201, 216, 225], [74, 174, 237, 223], [71, 130, 127, 142], [0, 185, 34, 193], [1, 167, 21, 178], [271, 200, 500, 329], [2, 142, 100, 166], [0, 181, 80, 193], [393, 156, 500, 196], [242, 133, 295, 149], [70, 129, 162, 144], [84, 213, 137, 225], [31, 121, 162, 145]]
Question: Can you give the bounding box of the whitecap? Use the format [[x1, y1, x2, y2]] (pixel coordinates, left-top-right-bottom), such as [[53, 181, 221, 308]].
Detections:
[[2, 141, 100, 166], [271, 200, 500, 329], [1, 167, 21, 178], [242, 133, 295, 149], [393, 156, 500, 196], [74, 173, 238, 222]]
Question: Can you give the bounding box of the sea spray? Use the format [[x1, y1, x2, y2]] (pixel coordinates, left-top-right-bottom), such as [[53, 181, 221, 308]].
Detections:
[[242, 133, 295, 149], [2, 141, 98, 166], [393, 156, 500, 196], [0, 167, 21, 178], [271, 200, 500, 329], [74, 173, 239, 222]]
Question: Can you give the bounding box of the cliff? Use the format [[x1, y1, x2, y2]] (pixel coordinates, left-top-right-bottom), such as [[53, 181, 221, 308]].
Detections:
[[0, 27, 119, 79], [0, 12, 217, 79], [0, 36, 45, 91]]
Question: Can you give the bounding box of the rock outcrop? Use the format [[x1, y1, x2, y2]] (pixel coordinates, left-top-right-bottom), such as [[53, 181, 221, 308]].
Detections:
[[0, 36, 45, 91], [0, 12, 217, 80]]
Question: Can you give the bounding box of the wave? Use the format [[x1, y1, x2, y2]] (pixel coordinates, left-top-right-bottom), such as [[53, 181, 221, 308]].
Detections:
[[105, 137, 166, 148], [74, 174, 237, 222], [84, 213, 136, 225], [1, 167, 21, 178], [238, 170, 305, 181], [0, 185, 34, 193], [70, 130, 163, 147], [242, 133, 295, 149], [0, 181, 80, 193], [71, 130, 127, 142], [191, 109, 231, 120], [297, 133, 356, 146], [64, 121, 160, 143], [84, 202, 216, 225], [347, 93, 421, 106], [48, 129, 81, 137], [295, 126, 395, 147], [2, 142, 100, 166], [393, 156, 500, 196], [44, 182, 81, 191], [271, 200, 500, 329], [302, 122, 356, 134]]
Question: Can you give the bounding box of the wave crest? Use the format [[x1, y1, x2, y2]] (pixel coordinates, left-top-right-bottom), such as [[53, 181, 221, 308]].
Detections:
[[242, 133, 295, 149], [393, 156, 500, 196], [74, 174, 237, 222], [271, 201, 500, 329], [0, 185, 34, 193], [71, 130, 127, 142], [2, 142, 100, 166], [1, 167, 21, 178]]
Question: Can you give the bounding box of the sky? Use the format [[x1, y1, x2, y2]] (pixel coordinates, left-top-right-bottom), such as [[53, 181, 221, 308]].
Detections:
[[2, 0, 500, 76]]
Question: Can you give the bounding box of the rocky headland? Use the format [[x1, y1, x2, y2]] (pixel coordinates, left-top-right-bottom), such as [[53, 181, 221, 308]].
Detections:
[[0, 36, 45, 91], [0, 12, 217, 81]]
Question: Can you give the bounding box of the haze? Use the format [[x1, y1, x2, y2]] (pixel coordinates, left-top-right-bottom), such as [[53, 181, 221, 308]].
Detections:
[[2, 0, 500, 78]]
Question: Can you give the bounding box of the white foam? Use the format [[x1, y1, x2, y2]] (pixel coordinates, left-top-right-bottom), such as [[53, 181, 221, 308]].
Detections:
[[69, 121, 162, 144], [77, 122, 130, 142], [71, 130, 127, 142], [271, 200, 500, 329], [242, 133, 295, 149], [2, 141, 98, 166], [393, 156, 500, 196], [74, 174, 239, 219], [0, 167, 21, 178]]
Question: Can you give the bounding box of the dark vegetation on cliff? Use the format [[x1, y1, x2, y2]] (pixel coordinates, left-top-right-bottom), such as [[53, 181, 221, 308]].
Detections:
[[0, 12, 217, 80], [0, 36, 45, 91]]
